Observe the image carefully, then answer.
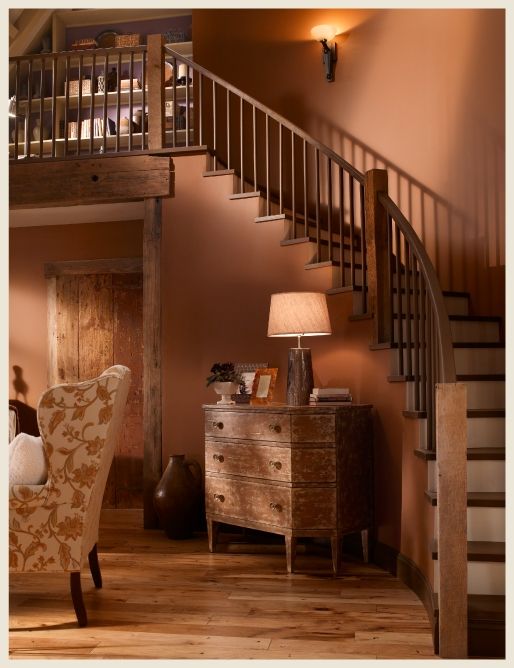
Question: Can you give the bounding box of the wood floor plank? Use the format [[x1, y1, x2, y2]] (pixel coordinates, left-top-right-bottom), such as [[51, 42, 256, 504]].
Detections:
[[9, 508, 436, 660]]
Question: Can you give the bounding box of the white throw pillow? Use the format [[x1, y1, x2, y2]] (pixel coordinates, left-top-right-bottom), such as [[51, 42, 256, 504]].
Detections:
[[9, 433, 48, 487]]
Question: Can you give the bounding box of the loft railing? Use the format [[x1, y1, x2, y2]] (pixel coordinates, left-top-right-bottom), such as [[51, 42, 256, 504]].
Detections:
[[10, 36, 467, 655]]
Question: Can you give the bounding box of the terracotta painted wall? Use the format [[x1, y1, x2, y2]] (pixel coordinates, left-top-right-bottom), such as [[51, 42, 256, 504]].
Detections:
[[9, 220, 143, 408], [193, 8, 505, 316], [162, 154, 406, 552]]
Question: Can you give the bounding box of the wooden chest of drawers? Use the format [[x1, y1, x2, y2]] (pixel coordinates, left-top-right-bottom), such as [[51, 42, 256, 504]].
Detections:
[[203, 403, 373, 574]]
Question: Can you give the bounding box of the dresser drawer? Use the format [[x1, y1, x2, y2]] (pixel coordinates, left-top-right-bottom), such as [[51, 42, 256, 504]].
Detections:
[[205, 476, 336, 529], [206, 440, 336, 483], [205, 410, 291, 442], [291, 414, 335, 442]]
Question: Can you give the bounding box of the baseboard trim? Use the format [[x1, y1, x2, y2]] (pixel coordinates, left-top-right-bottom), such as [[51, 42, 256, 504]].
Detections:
[[371, 540, 399, 576], [396, 553, 438, 651]]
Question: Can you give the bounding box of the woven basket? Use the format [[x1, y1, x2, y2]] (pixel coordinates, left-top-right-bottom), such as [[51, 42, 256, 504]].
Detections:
[[65, 78, 92, 97], [114, 34, 142, 48]]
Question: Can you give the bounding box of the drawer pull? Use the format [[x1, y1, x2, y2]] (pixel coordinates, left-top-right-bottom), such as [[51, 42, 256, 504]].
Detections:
[[212, 453, 225, 463], [212, 421, 224, 430], [269, 502, 282, 512], [269, 423, 281, 433], [269, 460, 282, 470], [213, 493, 225, 503]]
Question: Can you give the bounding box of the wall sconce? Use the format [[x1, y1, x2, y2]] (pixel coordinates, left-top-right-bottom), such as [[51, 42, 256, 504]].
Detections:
[[268, 291, 332, 405], [311, 24, 338, 82]]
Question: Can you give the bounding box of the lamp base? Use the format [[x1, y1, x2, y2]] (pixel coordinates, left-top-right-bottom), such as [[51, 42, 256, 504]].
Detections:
[[287, 348, 314, 406]]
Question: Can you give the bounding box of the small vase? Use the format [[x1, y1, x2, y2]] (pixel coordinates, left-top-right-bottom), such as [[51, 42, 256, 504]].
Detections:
[[212, 381, 238, 405], [153, 455, 202, 539], [32, 119, 50, 141]]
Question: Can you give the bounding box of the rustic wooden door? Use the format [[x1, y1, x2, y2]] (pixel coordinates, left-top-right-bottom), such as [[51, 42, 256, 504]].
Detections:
[[46, 260, 143, 508]]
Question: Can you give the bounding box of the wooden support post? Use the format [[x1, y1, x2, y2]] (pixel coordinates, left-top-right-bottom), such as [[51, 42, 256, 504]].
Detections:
[[364, 169, 390, 343], [436, 382, 468, 658], [143, 197, 162, 529], [147, 34, 165, 151]]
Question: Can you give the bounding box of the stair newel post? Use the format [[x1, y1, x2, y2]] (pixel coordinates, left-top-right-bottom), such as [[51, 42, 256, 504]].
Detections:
[[364, 169, 390, 341], [147, 34, 165, 151], [436, 382, 468, 658]]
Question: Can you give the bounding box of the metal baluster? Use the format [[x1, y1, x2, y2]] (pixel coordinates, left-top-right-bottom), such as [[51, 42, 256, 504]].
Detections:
[[13, 60, 20, 160], [327, 158, 333, 262], [38, 57, 45, 159], [387, 213, 394, 343], [339, 168, 345, 287], [226, 88, 230, 168], [279, 123, 283, 213], [64, 56, 70, 155], [360, 182, 367, 310], [25, 59, 33, 158], [77, 55, 83, 155], [315, 148, 320, 261], [395, 223, 404, 375], [426, 305, 434, 450], [128, 51, 134, 152], [141, 50, 146, 150], [303, 139, 308, 237], [252, 104, 256, 191], [413, 256, 421, 410], [265, 114, 270, 215], [404, 238, 413, 378], [115, 52, 121, 152], [291, 131, 296, 237], [51, 56, 57, 157], [102, 54, 108, 154], [89, 53, 96, 154], [199, 72, 203, 146], [172, 57, 177, 148], [240, 97, 244, 193], [185, 64, 190, 147], [212, 80, 217, 169], [349, 175, 356, 284], [419, 276, 427, 413]]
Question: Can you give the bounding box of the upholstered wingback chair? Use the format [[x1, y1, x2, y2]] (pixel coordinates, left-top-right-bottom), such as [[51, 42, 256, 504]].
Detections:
[[9, 365, 131, 626]]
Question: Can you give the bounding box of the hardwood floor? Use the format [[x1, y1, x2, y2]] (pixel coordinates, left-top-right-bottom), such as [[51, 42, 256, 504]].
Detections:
[[9, 509, 437, 660]]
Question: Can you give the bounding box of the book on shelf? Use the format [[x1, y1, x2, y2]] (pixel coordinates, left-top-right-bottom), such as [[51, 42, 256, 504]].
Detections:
[[312, 387, 350, 396], [309, 393, 352, 403]]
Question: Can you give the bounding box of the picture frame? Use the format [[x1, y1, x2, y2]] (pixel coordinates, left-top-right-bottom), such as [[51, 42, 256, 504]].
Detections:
[[234, 363, 268, 403], [251, 368, 278, 404]]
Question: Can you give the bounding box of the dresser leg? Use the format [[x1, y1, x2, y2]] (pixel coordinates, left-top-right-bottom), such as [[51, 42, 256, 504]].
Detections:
[[207, 518, 219, 553], [361, 529, 369, 563], [285, 536, 297, 573], [331, 535, 342, 575]]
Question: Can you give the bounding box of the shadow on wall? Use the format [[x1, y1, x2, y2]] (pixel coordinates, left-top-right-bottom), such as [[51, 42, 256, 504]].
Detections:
[[311, 116, 505, 314], [10, 366, 39, 436]]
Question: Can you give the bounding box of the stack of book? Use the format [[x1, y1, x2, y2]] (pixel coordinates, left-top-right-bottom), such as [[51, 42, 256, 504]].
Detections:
[[309, 387, 352, 404]]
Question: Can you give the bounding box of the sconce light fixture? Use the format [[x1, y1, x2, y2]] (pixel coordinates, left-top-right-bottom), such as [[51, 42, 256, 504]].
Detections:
[[311, 24, 338, 82]]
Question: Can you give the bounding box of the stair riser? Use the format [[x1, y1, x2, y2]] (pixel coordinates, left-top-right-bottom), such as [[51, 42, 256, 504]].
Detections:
[[467, 507, 505, 542], [463, 380, 505, 410], [392, 294, 469, 316], [434, 562, 505, 596], [428, 460, 505, 493], [404, 380, 505, 410], [454, 347, 505, 375], [417, 416, 504, 449]]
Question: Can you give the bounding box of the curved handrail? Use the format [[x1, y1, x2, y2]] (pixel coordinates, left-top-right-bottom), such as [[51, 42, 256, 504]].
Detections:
[[378, 192, 456, 383], [165, 47, 364, 184]]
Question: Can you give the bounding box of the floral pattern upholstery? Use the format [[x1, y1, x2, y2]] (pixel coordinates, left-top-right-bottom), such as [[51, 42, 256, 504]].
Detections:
[[9, 365, 131, 573]]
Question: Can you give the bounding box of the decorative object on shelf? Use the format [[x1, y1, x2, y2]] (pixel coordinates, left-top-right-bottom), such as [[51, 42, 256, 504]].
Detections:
[[163, 29, 187, 43], [96, 75, 105, 93], [114, 33, 142, 48], [71, 37, 98, 50], [268, 292, 332, 406], [120, 78, 142, 91], [250, 368, 278, 405], [40, 33, 52, 54], [119, 117, 138, 135], [95, 29, 119, 49], [153, 454, 202, 539], [65, 76, 92, 97], [206, 362, 243, 405], [106, 67, 118, 92], [164, 61, 173, 84], [177, 63, 191, 86], [233, 362, 268, 404], [32, 119, 50, 141], [311, 24, 339, 82]]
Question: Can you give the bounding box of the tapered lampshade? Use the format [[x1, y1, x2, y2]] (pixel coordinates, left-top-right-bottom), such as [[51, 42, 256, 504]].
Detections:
[[268, 292, 332, 406], [267, 292, 332, 339]]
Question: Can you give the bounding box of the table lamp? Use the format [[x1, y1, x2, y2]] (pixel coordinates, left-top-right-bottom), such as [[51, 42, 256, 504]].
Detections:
[[268, 292, 332, 405]]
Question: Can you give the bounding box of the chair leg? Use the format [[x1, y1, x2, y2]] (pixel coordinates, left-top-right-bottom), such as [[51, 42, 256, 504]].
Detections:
[[70, 572, 88, 627], [88, 543, 103, 588]]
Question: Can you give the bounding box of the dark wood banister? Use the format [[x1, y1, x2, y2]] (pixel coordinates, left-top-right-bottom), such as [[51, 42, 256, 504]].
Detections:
[[378, 192, 456, 383], [165, 47, 364, 184]]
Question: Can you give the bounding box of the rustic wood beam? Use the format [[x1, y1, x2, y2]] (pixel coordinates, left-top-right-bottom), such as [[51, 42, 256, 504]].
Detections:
[[10, 155, 174, 209], [44, 257, 143, 278], [147, 34, 165, 151], [143, 197, 162, 529], [436, 382, 468, 658], [9, 9, 54, 58], [364, 169, 390, 344]]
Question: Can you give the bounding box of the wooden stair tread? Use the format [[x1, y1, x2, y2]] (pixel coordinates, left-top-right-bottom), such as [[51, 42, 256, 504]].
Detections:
[[453, 341, 504, 349], [414, 446, 505, 461], [456, 373, 505, 381], [404, 408, 504, 419], [431, 539, 505, 562], [228, 191, 261, 200], [305, 260, 341, 269], [425, 490, 505, 507], [255, 214, 286, 222], [203, 169, 235, 177], [433, 594, 505, 621], [280, 236, 360, 251]]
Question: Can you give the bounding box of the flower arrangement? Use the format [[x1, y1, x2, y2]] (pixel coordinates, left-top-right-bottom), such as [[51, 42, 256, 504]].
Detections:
[[206, 362, 243, 387]]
